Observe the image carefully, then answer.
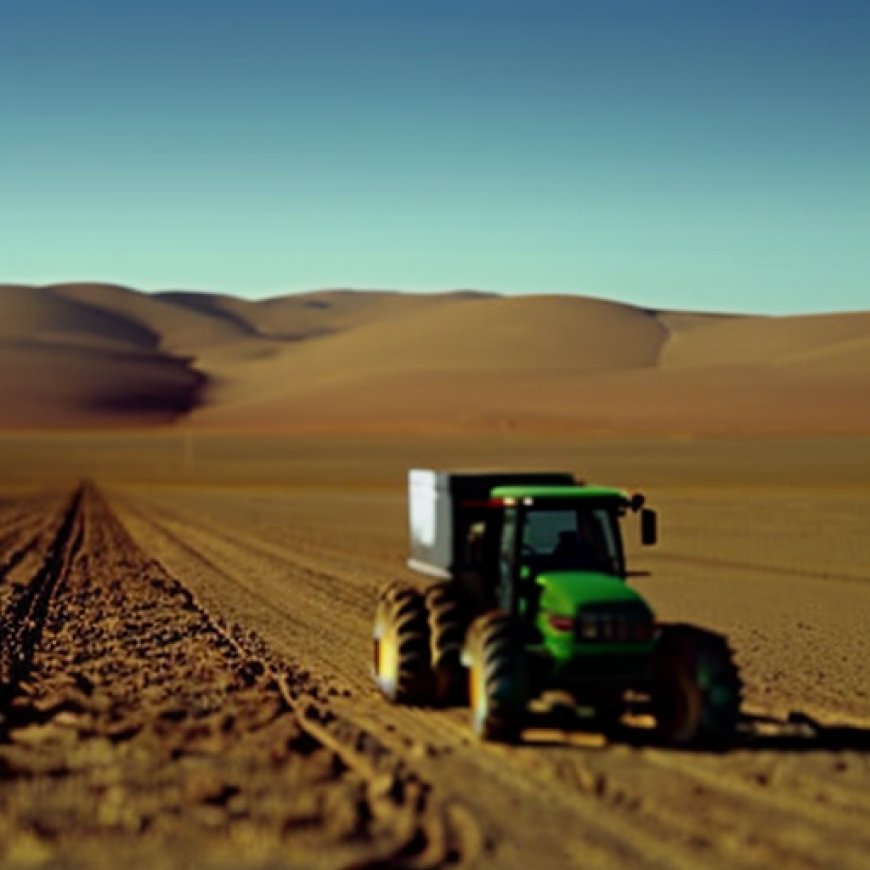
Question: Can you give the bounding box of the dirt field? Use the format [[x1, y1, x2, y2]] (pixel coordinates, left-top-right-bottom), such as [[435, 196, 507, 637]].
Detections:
[[1, 432, 869, 869]]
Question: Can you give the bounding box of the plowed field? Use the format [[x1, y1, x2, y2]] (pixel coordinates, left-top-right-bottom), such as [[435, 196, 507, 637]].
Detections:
[[1, 433, 869, 869]]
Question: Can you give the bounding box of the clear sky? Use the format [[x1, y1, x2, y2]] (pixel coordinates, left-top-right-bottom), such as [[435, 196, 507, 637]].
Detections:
[[1, 0, 868, 313]]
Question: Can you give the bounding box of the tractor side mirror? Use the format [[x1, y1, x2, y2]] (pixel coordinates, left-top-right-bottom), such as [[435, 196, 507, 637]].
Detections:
[[641, 508, 657, 546]]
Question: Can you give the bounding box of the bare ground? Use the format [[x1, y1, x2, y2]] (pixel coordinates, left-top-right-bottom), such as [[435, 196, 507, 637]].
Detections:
[[0, 486, 471, 869], [1, 434, 869, 869]]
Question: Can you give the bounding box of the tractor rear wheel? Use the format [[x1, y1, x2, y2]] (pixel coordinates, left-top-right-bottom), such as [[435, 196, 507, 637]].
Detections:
[[465, 611, 527, 742], [425, 581, 467, 705], [652, 624, 742, 747], [372, 583, 432, 704]]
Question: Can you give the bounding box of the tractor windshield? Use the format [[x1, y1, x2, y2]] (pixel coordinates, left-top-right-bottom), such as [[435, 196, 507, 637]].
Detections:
[[520, 504, 623, 577]]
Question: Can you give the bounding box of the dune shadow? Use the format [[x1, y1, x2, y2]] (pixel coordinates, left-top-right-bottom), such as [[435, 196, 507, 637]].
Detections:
[[157, 291, 262, 338], [85, 354, 210, 423]]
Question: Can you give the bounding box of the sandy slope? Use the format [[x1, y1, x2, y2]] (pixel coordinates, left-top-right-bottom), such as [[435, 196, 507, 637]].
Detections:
[[157, 287, 491, 341], [661, 310, 870, 369], [193, 294, 668, 428], [0, 284, 160, 352], [0, 282, 868, 433], [51, 282, 252, 351]]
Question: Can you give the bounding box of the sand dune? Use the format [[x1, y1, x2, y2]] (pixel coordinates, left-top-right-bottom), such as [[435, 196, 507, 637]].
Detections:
[[0, 282, 867, 432], [157, 288, 490, 342], [295, 293, 667, 374], [193, 294, 668, 428], [661, 310, 870, 370], [0, 284, 159, 353], [51, 283, 257, 352]]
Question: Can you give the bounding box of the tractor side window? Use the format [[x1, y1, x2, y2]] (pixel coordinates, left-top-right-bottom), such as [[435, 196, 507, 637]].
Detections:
[[498, 509, 518, 609], [591, 509, 621, 575]]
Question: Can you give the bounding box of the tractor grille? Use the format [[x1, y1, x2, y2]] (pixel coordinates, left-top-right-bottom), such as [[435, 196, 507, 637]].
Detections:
[[575, 602, 654, 643]]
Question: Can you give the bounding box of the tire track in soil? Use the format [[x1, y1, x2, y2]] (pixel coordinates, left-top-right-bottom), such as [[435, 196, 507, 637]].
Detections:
[[0, 490, 67, 578], [112, 487, 870, 870], [0, 488, 81, 697], [0, 483, 477, 869]]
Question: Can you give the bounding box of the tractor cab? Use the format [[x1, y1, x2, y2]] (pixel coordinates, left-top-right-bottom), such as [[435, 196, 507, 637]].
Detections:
[[490, 485, 655, 643], [407, 471, 655, 615]]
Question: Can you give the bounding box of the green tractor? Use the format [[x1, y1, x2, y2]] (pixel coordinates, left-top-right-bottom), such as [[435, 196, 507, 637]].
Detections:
[[373, 470, 742, 746]]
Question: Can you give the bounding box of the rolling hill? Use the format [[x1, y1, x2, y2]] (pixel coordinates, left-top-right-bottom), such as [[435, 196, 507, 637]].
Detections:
[[0, 282, 867, 433]]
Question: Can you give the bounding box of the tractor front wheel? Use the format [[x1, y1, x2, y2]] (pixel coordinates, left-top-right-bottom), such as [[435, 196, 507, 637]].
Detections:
[[465, 611, 527, 742]]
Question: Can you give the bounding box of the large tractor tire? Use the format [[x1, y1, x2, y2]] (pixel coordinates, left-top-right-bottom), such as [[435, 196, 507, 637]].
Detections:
[[424, 581, 467, 705], [464, 611, 527, 742], [372, 583, 432, 704], [652, 624, 742, 747]]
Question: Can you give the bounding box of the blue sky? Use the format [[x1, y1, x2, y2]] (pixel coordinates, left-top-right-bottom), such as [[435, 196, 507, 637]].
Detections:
[[1, 0, 868, 313]]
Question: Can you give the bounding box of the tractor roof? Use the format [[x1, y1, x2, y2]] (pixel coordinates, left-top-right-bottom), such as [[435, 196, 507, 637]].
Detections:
[[490, 484, 629, 502]]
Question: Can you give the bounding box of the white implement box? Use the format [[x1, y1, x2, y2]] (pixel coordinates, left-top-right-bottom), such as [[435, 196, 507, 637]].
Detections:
[[406, 469, 576, 579]]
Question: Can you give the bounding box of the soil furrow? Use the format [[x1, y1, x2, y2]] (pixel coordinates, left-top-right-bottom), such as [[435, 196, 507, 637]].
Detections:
[[0, 484, 470, 869], [0, 487, 83, 702], [0, 493, 66, 576], [111, 496, 477, 754], [113, 499, 378, 689], [642, 748, 870, 839]]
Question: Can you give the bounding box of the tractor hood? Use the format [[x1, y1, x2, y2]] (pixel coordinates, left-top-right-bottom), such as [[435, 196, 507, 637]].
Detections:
[[536, 570, 649, 615]]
